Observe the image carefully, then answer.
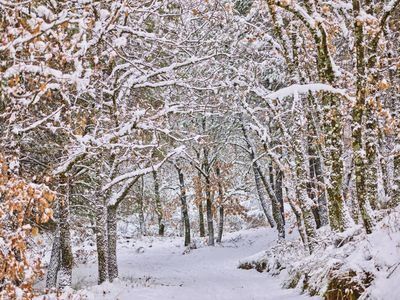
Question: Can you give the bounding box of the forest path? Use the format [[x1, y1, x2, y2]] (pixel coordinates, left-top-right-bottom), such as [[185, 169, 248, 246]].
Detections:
[[73, 228, 320, 300]]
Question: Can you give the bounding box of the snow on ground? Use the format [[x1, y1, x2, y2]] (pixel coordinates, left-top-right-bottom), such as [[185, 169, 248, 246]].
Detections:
[[56, 228, 320, 300]]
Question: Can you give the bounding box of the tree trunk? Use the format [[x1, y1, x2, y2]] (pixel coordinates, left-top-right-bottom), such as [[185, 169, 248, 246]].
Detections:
[[205, 175, 214, 246], [284, 177, 308, 248], [393, 154, 400, 206], [253, 165, 275, 227], [176, 166, 191, 246], [216, 205, 224, 243], [269, 163, 284, 233], [107, 205, 118, 282], [295, 139, 317, 254], [352, 0, 374, 234], [275, 169, 285, 226], [198, 201, 205, 237], [203, 147, 215, 246], [95, 202, 108, 284], [215, 165, 225, 243], [58, 177, 73, 289], [257, 164, 285, 239], [138, 176, 146, 236], [152, 170, 165, 236], [46, 202, 60, 289], [46, 230, 60, 288], [240, 119, 280, 233]]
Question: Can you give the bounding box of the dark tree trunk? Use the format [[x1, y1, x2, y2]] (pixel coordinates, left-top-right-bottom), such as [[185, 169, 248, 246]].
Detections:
[[198, 201, 205, 237], [257, 165, 285, 239], [308, 152, 322, 229], [314, 157, 329, 226], [176, 165, 191, 246], [95, 202, 108, 284], [107, 205, 118, 281], [205, 175, 214, 246], [138, 176, 146, 236], [203, 147, 214, 246], [58, 177, 73, 289], [216, 206, 224, 243], [275, 170, 285, 225], [152, 170, 165, 236], [269, 162, 284, 232], [216, 165, 224, 243]]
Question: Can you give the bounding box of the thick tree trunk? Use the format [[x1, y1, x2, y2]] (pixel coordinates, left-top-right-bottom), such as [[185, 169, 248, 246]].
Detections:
[[322, 92, 349, 233], [269, 163, 284, 233], [58, 177, 73, 289], [107, 205, 118, 281], [352, 0, 374, 234], [198, 201, 205, 237], [176, 166, 191, 246], [95, 202, 108, 284], [152, 170, 165, 236], [216, 206, 224, 243], [195, 170, 206, 237], [205, 175, 214, 246], [46, 230, 60, 288]]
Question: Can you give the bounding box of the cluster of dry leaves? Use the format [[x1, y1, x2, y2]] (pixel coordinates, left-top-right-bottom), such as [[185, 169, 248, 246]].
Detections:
[[0, 155, 54, 299]]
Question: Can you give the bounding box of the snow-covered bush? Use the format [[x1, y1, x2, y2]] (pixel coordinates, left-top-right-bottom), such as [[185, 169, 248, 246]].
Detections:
[[239, 206, 400, 299]]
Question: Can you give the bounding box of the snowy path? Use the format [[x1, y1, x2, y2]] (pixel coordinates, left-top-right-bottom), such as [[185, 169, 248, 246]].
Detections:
[[72, 228, 320, 300]]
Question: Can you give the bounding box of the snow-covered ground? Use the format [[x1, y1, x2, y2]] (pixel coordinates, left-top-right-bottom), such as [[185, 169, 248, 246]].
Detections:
[[55, 228, 320, 300]]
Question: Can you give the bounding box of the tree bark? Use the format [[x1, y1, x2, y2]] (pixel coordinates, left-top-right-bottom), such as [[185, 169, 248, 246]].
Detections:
[[275, 169, 285, 225], [95, 201, 108, 284], [205, 175, 214, 246], [216, 165, 224, 243], [253, 165, 275, 227], [198, 201, 205, 237], [352, 0, 374, 234], [393, 154, 400, 206], [295, 135, 317, 254], [58, 176, 73, 289], [203, 148, 214, 246], [216, 205, 224, 243], [138, 176, 146, 236], [241, 119, 277, 230], [152, 170, 165, 236], [107, 205, 118, 281], [176, 165, 191, 246], [46, 230, 60, 288]]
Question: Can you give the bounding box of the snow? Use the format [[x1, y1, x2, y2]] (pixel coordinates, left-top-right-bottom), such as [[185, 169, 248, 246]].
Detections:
[[235, 207, 400, 299], [11, 107, 63, 134], [38, 228, 320, 300], [258, 83, 352, 101], [102, 146, 186, 192]]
